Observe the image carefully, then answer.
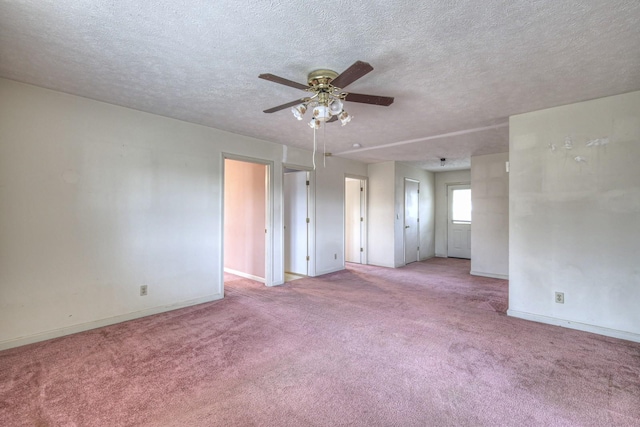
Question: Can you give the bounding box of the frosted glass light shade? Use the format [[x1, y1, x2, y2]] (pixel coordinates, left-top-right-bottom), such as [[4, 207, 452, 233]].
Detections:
[[329, 98, 343, 115], [308, 118, 321, 129], [313, 105, 330, 121], [291, 104, 307, 120]]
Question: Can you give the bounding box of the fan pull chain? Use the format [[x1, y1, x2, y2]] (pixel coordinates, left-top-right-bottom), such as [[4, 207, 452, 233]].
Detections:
[[312, 126, 317, 170], [323, 122, 326, 168]]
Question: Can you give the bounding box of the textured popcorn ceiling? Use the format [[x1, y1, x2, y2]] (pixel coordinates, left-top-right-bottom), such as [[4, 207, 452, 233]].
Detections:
[[1, 1, 639, 170]]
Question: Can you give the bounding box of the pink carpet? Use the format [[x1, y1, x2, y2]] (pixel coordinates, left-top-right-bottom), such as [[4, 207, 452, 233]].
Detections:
[[1, 258, 639, 426]]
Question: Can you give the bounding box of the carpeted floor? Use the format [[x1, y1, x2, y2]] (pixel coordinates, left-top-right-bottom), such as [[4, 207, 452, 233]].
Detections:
[[1, 258, 639, 426]]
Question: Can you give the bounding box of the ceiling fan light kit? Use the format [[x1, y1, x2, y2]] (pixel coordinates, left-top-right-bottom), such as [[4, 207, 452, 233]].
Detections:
[[259, 61, 394, 167], [259, 60, 394, 128]]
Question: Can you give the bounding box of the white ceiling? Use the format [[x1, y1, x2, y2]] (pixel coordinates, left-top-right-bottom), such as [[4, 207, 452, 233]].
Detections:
[[1, 1, 639, 171]]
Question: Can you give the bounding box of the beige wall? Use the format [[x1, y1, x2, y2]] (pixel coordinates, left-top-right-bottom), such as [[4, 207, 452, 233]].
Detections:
[[471, 152, 509, 279], [314, 156, 369, 274], [367, 162, 396, 267], [224, 159, 266, 280], [509, 90, 640, 342]]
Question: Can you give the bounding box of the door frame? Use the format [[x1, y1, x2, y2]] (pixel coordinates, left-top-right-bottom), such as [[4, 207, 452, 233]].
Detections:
[[283, 163, 316, 277], [403, 178, 420, 265], [222, 153, 274, 289], [344, 174, 368, 265]]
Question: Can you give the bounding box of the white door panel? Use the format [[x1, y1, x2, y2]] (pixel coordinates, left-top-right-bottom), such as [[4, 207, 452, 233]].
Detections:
[[447, 184, 471, 259], [345, 179, 362, 263], [404, 179, 420, 264], [284, 171, 308, 275]]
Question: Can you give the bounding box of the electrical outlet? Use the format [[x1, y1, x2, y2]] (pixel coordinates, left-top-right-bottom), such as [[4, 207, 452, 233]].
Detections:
[[555, 291, 564, 304], [140, 285, 148, 296]]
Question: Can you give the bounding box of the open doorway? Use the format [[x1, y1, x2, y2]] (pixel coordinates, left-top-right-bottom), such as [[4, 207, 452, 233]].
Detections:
[[345, 176, 367, 264], [447, 184, 471, 259], [283, 168, 309, 282], [223, 158, 269, 289]]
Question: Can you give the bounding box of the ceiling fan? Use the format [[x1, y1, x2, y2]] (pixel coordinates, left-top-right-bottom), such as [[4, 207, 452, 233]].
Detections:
[[259, 60, 394, 128]]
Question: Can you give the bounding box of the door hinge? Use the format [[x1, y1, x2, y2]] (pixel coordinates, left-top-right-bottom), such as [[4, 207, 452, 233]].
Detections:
[[306, 218, 310, 223], [306, 255, 310, 261], [417, 246, 420, 251], [360, 248, 363, 252], [360, 187, 363, 191], [360, 217, 363, 222], [306, 180, 310, 186], [417, 218, 420, 222], [417, 189, 420, 194]]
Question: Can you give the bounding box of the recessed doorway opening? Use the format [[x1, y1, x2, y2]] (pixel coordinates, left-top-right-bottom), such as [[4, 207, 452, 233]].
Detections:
[[223, 157, 271, 291]]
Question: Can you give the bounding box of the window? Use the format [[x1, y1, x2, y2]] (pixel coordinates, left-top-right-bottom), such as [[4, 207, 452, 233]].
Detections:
[[451, 188, 471, 223]]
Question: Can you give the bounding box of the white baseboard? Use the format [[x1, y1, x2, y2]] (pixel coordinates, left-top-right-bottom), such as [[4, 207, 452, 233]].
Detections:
[[507, 309, 640, 343], [224, 268, 265, 283], [470, 270, 509, 280], [314, 266, 346, 276], [0, 293, 223, 351]]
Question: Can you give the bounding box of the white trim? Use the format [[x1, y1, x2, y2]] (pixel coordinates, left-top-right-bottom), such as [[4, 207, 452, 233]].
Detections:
[[315, 266, 346, 276], [224, 267, 266, 284], [0, 294, 223, 351], [470, 270, 509, 280], [507, 310, 640, 343]]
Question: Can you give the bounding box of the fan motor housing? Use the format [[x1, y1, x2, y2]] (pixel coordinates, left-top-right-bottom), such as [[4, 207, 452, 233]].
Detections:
[[308, 69, 338, 88]]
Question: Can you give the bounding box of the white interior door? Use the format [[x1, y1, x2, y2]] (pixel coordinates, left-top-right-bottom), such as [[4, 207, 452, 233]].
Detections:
[[447, 184, 471, 259], [404, 179, 420, 264], [284, 171, 308, 275], [345, 178, 362, 263]]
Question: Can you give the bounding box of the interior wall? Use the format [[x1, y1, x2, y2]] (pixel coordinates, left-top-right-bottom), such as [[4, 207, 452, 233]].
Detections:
[[0, 79, 368, 349], [470, 152, 509, 279], [434, 170, 471, 257], [367, 161, 396, 267], [314, 155, 368, 275], [509, 90, 640, 342], [224, 159, 265, 281]]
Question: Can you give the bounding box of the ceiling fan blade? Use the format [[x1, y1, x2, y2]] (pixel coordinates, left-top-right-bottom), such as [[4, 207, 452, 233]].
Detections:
[[344, 92, 394, 106], [327, 115, 338, 123], [259, 73, 309, 90], [263, 98, 307, 113], [330, 61, 374, 89]]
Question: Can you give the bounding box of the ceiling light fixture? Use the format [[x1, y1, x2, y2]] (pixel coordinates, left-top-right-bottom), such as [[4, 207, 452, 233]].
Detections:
[[288, 70, 353, 129], [260, 62, 395, 169]]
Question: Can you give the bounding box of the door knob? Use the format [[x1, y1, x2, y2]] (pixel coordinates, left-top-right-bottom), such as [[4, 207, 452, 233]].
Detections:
[[405, 225, 410, 229]]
